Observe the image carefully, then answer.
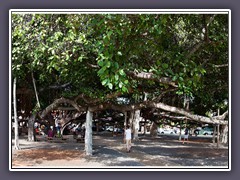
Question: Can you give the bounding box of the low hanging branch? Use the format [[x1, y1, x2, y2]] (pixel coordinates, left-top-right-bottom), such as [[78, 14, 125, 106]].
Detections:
[[39, 97, 86, 119], [155, 112, 190, 121], [88, 100, 228, 125], [38, 95, 228, 126]]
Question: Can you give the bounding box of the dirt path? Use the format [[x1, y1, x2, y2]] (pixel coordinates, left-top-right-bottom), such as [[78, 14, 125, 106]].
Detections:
[[11, 133, 229, 169]]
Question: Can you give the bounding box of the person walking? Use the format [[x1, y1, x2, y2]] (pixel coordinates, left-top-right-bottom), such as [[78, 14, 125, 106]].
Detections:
[[125, 125, 132, 153], [182, 126, 189, 144]]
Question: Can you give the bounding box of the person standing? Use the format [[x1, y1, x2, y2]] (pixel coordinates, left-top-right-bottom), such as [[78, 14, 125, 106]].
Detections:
[[182, 126, 189, 144], [56, 123, 61, 138], [125, 125, 132, 152], [47, 126, 54, 139]]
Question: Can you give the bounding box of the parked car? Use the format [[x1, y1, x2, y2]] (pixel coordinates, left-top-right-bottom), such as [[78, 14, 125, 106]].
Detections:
[[157, 128, 175, 134], [113, 128, 124, 134], [105, 126, 114, 132], [202, 129, 213, 135], [175, 128, 186, 135], [92, 125, 105, 132], [198, 127, 214, 135], [193, 129, 200, 136]]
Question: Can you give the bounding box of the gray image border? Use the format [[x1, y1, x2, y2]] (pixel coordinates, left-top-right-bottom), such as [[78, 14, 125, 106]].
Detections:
[[0, 0, 239, 179], [9, 9, 231, 172]]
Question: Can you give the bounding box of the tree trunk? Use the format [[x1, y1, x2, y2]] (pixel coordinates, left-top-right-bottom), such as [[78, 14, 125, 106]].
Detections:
[[220, 125, 228, 144], [212, 125, 216, 143], [32, 72, 40, 109], [28, 114, 36, 141], [217, 124, 220, 148], [150, 121, 158, 137], [13, 77, 21, 150], [133, 110, 140, 140], [179, 120, 183, 141], [129, 111, 134, 128], [85, 110, 93, 156], [123, 111, 127, 143], [216, 109, 220, 147], [144, 119, 147, 135]]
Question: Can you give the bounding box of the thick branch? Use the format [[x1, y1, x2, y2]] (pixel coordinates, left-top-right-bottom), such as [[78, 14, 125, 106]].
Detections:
[[86, 62, 99, 68], [152, 88, 178, 102], [213, 64, 228, 68], [74, 93, 96, 104], [126, 71, 178, 87], [39, 97, 86, 119], [214, 110, 228, 120], [39, 82, 71, 92], [39, 97, 228, 126], [154, 112, 190, 121], [186, 42, 204, 59], [84, 63, 178, 88], [74, 88, 133, 105], [186, 15, 216, 59], [89, 101, 228, 125]]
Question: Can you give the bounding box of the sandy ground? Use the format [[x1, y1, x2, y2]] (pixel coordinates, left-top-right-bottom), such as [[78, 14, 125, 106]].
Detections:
[[11, 132, 229, 170]]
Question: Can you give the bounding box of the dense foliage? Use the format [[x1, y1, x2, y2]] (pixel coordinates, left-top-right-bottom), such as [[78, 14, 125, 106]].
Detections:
[[11, 13, 229, 119]]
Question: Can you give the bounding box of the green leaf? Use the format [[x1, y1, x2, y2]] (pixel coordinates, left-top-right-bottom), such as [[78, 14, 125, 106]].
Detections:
[[119, 69, 125, 76], [78, 56, 83, 62], [66, 54, 69, 60], [108, 83, 113, 89], [119, 82, 123, 88], [115, 74, 119, 81], [172, 76, 177, 81], [106, 61, 111, 68], [162, 63, 168, 69], [98, 68, 105, 75], [102, 79, 108, 86], [176, 91, 183, 95], [122, 86, 128, 92], [179, 76, 184, 81], [117, 51, 122, 56], [200, 68, 206, 75], [98, 60, 104, 67], [114, 62, 119, 69]]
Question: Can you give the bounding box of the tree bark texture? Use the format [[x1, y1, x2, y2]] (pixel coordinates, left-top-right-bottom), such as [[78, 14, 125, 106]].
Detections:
[[31, 72, 41, 109], [39, 97, 85, 119], [133, 110, 140, 140], [89, 101, 228, 125], [28, 114, 36, 142], [150, 121, 158, 137], [38, 97, 228, 126], [220, 125, 228, 144], [13, 78, 20, 150], [85, 110, 93, 156]]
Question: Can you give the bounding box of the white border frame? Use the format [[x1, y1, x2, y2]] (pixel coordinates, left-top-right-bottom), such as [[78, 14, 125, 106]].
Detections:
[[9, 9, 231, 172]]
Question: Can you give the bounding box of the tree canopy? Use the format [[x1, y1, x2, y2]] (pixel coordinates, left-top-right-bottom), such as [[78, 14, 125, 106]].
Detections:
[[11, 12, 229, 125]]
